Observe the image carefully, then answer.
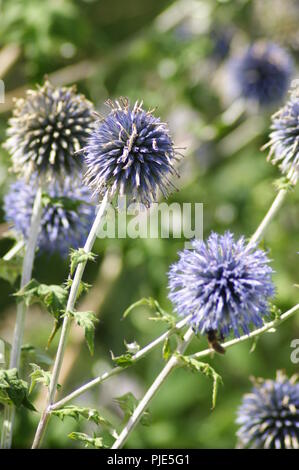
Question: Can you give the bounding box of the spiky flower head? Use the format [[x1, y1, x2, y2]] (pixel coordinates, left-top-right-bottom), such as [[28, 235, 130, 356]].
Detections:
[[230, 41, 293, 107], [83, 98, 178, 206], [4, 177, 95, 257], [263, 83, 299, 183], [168, 232, 274, 339], [4, 80, 95, 181], [236, 372, 299, 449]]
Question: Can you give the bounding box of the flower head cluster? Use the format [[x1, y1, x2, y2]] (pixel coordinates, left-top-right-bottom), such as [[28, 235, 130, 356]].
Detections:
[[4, 178, 95, 257], [236, 372, 299, 449], [231, 41, 293, 107], [264, 84, 299, 183], [4, 80, 95, 181], [168, 232, 275, 339], [84, 98, 178, 206]]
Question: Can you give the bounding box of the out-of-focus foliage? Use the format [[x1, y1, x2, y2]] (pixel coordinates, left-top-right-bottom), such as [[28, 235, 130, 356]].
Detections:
[[0, 0, 299, 449]]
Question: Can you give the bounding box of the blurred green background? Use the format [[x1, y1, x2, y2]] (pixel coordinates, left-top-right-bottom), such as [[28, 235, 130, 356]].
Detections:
[[0, 0, 299, 449]]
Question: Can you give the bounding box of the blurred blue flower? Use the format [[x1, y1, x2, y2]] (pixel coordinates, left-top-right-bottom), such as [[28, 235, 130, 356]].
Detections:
[[236, 372, 299, 449], [168, 232, 274, 339], [230, 41, 293, 106], [264, 85, 299, 183], [210, 27, 233, 62], [4, 178, 95, 257], [84, 98, 178, 206], [4, 80, 95, 181]]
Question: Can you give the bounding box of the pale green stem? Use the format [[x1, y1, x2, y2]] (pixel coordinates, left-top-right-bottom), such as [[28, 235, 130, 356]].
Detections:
[[248, 189, 287, 249], [1, 187, 43, 449], [3, 240, 25, 261], [51, 315, 192, 411], [192, 303, 299, 359], [110, 184, 293, 449], [112, 327, 195, 449], [32, 192, 109, 449]]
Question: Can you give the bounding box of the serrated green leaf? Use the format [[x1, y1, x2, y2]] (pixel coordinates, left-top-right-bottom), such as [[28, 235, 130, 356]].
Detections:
[[123, 297, 156, 318], [177, 355, 223, 409], [70, 248, 96, 276], [0, 368, 35, 410], [123, 297, 176, 329], [15, 279, 68, 320], [0, 256, 23, 284], [114, 392, 151, 426], [111, 351, 134, 368], [273, 177, 294, 192], [162, 338, 171, 361], [68, 310, 98, 355], [29, 363, 52, 394], [52, 405, 110, 427], [269, 303, 282, 321], [68, 432, 105, 448], [65, 278, 91, 299]]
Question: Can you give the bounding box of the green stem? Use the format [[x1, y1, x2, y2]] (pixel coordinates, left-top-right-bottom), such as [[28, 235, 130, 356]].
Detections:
[[3, 239, 25, 261], [50, 315, 191, 411], [112, 327, 195, 449], [109, 184, 294, 449], [1, 187, 43, 449], [31, 191, 109, 449]]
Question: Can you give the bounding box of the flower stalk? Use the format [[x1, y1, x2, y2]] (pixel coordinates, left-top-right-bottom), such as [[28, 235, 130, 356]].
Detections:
[[32, 191, 109, 449], [50, 315, 191, 411], [1, 186, 43, 449], [112, 327, 195, 449], [109, 182, 295, 449]]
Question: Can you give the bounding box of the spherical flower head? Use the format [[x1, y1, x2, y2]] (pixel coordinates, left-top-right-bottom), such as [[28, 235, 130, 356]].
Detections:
[[230, 41, 293, 107], [4, 80, 95, 181], [4, 177, 95, 258], [168, 232, 275, 339], [84, 98, 178, 207], [236, 372, 299, 449], [264, 84, 299, 183]]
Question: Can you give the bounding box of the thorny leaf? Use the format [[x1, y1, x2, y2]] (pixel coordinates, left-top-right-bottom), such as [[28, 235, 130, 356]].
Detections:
[[176, 355, 223, 409], [0, 368, 35, 410], [68, 310, 98, 355], [69, 248, 96, 276]]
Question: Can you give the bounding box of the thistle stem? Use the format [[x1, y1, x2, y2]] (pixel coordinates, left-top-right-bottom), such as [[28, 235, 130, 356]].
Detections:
[[3, 239, 25, 261], [112, 327, 194, 449], [32, 191, 109, 449], [111, 300, 299, 449], [248, 189, 287, 249], [192, 302, 299, 359], [110, 185, 292, 449], [51, 315, 191, 411], [1, 187, 43, 449], [50, 299, 299, 412]]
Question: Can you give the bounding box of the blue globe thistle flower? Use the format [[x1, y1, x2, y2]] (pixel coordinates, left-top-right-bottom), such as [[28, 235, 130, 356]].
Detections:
[[4, 178, 95, 258], [230, 41, 293, 107], [168, 232, 274, 339], [236, 372, 299, 449], [263, 85, 299, 183], [210, 27, 233, 62], [4, 80, 95, 181], [83, 98, 178, 207]]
